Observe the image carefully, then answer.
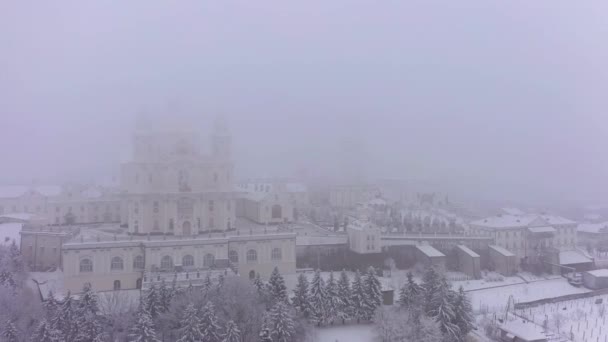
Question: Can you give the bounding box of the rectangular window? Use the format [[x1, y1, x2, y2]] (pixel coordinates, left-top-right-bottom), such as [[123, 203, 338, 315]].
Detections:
[[209, 200, 214, 211]]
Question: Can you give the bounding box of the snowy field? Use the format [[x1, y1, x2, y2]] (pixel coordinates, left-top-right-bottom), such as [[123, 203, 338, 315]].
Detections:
[[0, 222, 22, 246], [312, 324, 374, 342], [514, 295, 608, 342], [469, 278, 590, 314]]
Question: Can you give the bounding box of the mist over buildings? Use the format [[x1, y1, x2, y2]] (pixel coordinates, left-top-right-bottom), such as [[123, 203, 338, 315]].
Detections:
[[1, 0, 607, 206]]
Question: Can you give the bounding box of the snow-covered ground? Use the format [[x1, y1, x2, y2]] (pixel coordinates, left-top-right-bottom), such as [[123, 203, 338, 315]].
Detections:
[[469, 278, 590, 314], [0, 222, 22, 246], [514, 295, 608, 342], [313, 324, 375, 342]]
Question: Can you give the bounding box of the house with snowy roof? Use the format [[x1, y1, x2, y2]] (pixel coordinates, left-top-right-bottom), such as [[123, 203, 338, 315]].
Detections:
[[470, 213, 585, 273]]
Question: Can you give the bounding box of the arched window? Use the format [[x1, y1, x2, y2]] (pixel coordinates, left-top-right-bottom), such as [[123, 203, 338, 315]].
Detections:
[[161, 256, 173, 270], [80, 258, 93, 273], [182, 255, 194, 267], [111, 257, 124, 271], [226, 219, 231, 230], [247, 249, 257, 263], [271, 205, 282, 219], [229, 250, 239, 263], [113, 280, 121, 290], [203, 253, 215, 268], [133, 255, 144, 269], [271, 248, 282, 261], [249, 270, 256, 280]]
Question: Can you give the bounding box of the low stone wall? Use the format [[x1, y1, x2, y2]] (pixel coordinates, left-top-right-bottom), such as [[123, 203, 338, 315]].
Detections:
[[514, 287, 608, 310]]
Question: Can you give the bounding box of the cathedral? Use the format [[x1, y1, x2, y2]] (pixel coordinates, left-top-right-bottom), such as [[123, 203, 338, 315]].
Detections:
[[23, 115, 297, 293]]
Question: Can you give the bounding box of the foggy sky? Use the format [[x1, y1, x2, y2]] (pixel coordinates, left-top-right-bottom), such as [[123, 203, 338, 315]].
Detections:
[[1, 1, 607, 205]]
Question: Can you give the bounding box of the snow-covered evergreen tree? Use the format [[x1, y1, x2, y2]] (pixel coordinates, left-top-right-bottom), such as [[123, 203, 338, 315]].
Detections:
[[422, 266, 441, 313], [217, 273, 225, 293], [324, 272, 341, 324], [452, 286, 474, 341], [176, 303, 203, 342], [128, 304, 161, 342], [364, 267, 382, 319], [8, 241, 24, 274], [267, 301, 295, 342], [258, 327, 272, 342], [350, 270, 369, 323], [2, 319, 18, 342], [31, 319, 62, 342], [309, 269, 327, 326], [145, 285, 162, 319], [267, 267, 288, 304], [203, 273, 213, 292], [43, 291, 59, 318], [336, 270, 352, 324], [253, 273, 265, 295], [292, 273, 310, 318], [158, 280, 173, 312], [51, 292, 77, 342], [399, 271, 421, 309], [222, 320, 241, 342], [199, 302, 222, 342], [74, 283, 104, 342], [429, 278, 460, 341]]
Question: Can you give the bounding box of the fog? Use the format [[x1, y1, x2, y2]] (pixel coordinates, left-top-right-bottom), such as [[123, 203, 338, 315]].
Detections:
[[1, 0, 607, 205]]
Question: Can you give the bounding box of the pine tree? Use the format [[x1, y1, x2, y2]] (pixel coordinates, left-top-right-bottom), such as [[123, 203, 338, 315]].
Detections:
[[253, 273, 265, 295], [158, 280, 172, 313], [128, 304, 161, 342], [292, 273, 310, 318], [31, 319, 62, 342], [364, 267, 383, 320], [176, 304, 203, 342], [43, 291, 59, 318], [267, 267, 288, 304], [324, 272, 341, 325], [222, 320, 241, 342], [336, 270, 352, 324], [399, 271, 421, 309], [78, 283, 99, 315], [8, 240, 24, 273], [51, 292, 77, 342], [145, 285, 162, 319], [2, 319, 18, 342], [422, 266, 441, 314], [350, 270, 369, 323], [258, 328, 272, 342], [199, 302, 222, 342], [267, 301, 295, 342], [309, 269, 327, 326], [217, 273, 225, 293], [203, 273, 213, 292], [429, 278, 460, 341], [74, 284, 104, 342], [452, 286, 474, 341]]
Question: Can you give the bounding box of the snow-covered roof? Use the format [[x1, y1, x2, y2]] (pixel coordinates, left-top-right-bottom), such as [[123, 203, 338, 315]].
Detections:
[[470, 214, 539, 229], [81, 187, 103, 199], [0, 222, 22, 245], [0, 213, 36, 221], [457, 245, 480, 258], [586, 269, 608, 278], [499, 319, 547, 341], [489, 245, 515, 257], [539, 214, 576, 226], [559, 250, 592, 265], [0, 185, 62, 198], [366, 198, 387, 206], [285, 183, 307, 193], [416, 244, 445, 258], [578, 222, 608, 234], [527, 226, 556, 234]]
